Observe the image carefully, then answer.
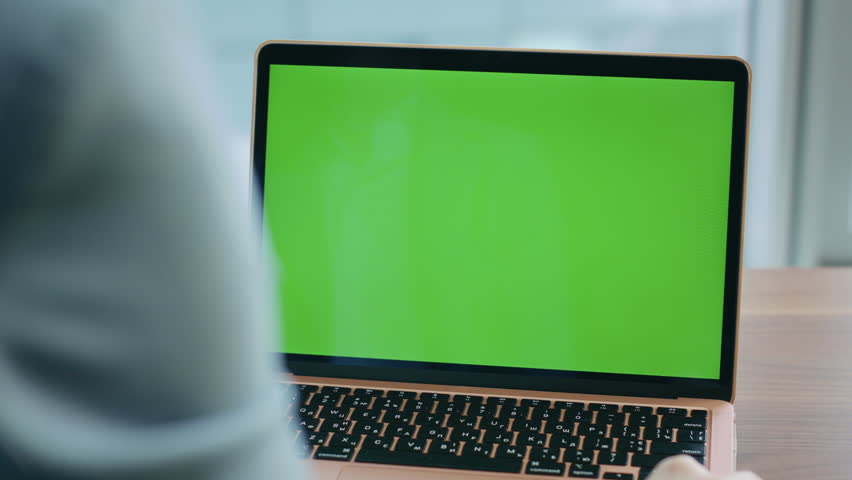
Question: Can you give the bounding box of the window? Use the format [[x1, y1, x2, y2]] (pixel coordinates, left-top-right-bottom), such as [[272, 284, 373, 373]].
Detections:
[[192, 0, 749, 147], [191, 0, 851, 267]]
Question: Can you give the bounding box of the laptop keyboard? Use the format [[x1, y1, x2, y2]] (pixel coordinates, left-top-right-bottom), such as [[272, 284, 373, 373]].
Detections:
[[286, 384, 708, 479]]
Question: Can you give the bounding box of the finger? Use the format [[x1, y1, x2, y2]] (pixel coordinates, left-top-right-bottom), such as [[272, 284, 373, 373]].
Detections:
[[646, 455, 711, 480]]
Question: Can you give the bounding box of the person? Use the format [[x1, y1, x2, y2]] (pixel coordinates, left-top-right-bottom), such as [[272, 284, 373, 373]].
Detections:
[[0, 2, 760, 480], [0, 1, 304, 479]]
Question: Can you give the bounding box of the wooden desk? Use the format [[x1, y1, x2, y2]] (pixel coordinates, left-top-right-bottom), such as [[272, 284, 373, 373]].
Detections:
[[736, 268, 852, 480]]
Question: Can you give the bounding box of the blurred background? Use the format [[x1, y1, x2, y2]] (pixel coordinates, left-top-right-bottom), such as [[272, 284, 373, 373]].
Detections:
[[185, 0, 852, 268]]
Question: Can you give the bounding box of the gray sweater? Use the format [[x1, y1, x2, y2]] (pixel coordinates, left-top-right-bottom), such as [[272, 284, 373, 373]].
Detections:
[[0, 1, 302, 478]]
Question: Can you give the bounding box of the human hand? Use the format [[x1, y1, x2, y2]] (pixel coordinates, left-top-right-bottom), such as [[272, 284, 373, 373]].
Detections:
[[647, 455, 761, 480]]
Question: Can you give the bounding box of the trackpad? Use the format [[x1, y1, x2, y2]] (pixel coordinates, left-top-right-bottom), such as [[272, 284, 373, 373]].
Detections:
[[338, 465, 508, 480]]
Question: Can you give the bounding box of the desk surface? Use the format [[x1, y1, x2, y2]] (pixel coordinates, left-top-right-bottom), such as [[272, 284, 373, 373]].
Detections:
[[737, 268, 852, 480]]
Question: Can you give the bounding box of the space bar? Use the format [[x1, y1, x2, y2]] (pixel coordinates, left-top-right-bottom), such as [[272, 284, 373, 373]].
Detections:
[[355, 449, 523, 473]]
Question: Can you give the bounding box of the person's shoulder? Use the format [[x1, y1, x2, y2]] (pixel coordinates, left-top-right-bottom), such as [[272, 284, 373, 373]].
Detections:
[[0, 0, 114, 216], [0, 0, 112, 65], [1, 0, 108, 21]]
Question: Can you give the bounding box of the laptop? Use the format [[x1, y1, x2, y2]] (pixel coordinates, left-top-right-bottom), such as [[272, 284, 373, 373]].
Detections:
[[251, 41, 750, 480]]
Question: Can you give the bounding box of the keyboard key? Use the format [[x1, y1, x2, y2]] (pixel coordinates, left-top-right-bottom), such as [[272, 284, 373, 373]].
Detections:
[[483, 429, 514, 445], [362, 435, 391, 450], [305, 431, 328, 446], [530, 405, 562, 420], [414, 413, 445, 427], [544, 421, 575, 435], [386, 411, 414, 424], [314, 445, 354, 461], [418, 426, 448, 440], [526, 460, 565, 476], [321, 386, 351, 395], [584, 436, 613, 450], [651, 442, 706, 456], [498, 406, 529, 420], [450, 428, 481, 442], [492, 442, 525, 459], [531, 407, 562, 421], [353, 421, 383, 435], [421, 392, 450, 402], [340, 396, 371, 408], [604, 473, 634, 480], [565, 410, 594, 423], [657, 407, 687, 416], [516, 433, 547, 447], [596, 412, 626, 425], [568, 463, 600, 478], [622, 405, 653, 414], [616, 439, 647, 453], [644, 427, 673, 442], [286, 390, 306, 406], [661, 416, 706, 429], [388, 390, 417, 399], [555, 401, 586, 410], [295, 442, 312, 458], [486, 397, 518, 407], [598, 450, 628, 465], [448, 414, 478, 429], [435, 401, 464, 415], [403, 400, 435, 412], [429, 440, 459, 455], [521, 399, 552, 408], [566, 449, 595, 463], [453, 394, 484, 405], [590, 403, 618, 411], [296, 384, 319, 393], [296, 418, 320, 431], [514, 419, 543, 433], [376, 398, 403, 411], [395, 438, 426, 453], [677, 428, 706, 443], [549, 433, 580, 449], [352, 407, 381, 423], [356, 449, 523, 473], [631, 454, 666, 468], [530, 447, 561, 462], [480, 417, 509, 431], [296, 406, 319, 419], [577, 423, 608, 437], [469, 404, 497, 417], [612, 425, 640, 439], [461, 442, 492, 457], [628, 414, 659, 427], [318, 407, 351, 419], [309, 394, 341, 407], [287, 394, 306, 408], [319, 420, 352, 433], [328, 433, 360, 447], [353, 388, 384, 397], [387, 424, 415, 437], [638, 468, 655, 480], [691, 410, 708, 418]]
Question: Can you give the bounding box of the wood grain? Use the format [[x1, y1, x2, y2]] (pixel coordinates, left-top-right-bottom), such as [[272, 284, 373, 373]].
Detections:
[[735, 269, 852, 479]]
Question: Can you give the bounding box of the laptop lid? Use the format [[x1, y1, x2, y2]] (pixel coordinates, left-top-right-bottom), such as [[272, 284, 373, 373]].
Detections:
[[251, 42, 749, 402]]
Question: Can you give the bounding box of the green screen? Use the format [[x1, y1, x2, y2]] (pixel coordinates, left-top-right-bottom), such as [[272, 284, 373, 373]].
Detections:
[[264, 64, 733, 380]]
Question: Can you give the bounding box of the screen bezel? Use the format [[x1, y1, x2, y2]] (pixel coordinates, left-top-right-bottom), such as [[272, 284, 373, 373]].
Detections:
[[251, 41, 749, 402]]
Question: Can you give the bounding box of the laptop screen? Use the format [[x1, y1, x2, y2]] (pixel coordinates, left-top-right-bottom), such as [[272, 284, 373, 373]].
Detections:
[[262, 62, 735, 381]]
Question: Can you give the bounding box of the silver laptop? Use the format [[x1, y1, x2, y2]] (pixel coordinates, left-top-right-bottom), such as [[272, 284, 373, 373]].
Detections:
[[251, 41, 750, 480]]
